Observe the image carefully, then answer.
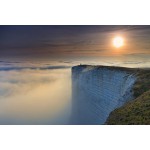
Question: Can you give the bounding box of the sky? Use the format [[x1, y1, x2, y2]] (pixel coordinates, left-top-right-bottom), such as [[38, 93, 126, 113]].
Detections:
[[0, 25, 150, 61], [0, 25, 150, 68]]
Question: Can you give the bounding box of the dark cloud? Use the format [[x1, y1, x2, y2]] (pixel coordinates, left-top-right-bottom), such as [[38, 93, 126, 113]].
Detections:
[[123, 53, 150, 59], [122, 61, 146, 64], [0, 65, 70, 71]]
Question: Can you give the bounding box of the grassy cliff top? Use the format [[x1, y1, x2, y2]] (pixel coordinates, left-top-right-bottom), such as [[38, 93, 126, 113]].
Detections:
[[72, 64, 138, 72], [133, 69, 150, 97], [73, 65, 150, 98], [106, 90, 150, 125]]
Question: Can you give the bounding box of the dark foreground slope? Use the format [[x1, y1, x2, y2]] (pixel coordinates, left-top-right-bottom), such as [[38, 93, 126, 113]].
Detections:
[[106, 90, 150, 125], [106, 69, 150, 125], [133, 69, 150, 97]]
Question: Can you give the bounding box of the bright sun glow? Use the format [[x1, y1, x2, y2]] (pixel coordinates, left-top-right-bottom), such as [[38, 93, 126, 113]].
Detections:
[[113, 36, 124, 48]]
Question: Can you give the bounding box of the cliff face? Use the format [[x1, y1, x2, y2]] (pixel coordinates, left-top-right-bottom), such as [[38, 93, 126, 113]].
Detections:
[[72, 65, 136, 124]]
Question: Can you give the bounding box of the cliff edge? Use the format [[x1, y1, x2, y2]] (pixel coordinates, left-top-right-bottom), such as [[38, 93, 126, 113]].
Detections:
[[72, 65, 150, 125], [72, 65, 137, 124]]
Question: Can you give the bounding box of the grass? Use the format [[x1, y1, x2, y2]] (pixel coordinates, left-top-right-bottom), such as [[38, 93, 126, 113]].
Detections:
[[133, 69, 150, 97], [106, 90, 150, 125]]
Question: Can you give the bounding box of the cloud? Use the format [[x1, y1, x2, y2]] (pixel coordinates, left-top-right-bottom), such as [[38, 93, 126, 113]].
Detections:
[[0, 68, 71, 124], [123, 53, 150, 61], [124, 53, 150, 56], [0, 65, 71, 71], [122, 61, 146, 64]]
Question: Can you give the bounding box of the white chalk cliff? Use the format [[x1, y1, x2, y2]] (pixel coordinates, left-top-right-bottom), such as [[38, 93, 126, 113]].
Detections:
[[72, 65, 136, 124]]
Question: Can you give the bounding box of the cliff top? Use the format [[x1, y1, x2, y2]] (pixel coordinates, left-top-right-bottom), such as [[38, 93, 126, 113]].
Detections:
[[72, 64, 149, 72], [73, 64, 150, 98]]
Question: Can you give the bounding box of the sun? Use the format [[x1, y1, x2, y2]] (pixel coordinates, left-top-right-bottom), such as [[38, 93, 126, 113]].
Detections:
[[113, 36, 124, 48]]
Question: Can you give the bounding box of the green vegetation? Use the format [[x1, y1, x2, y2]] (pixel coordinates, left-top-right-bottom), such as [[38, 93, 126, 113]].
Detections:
[[133, 69, 150, 97], [106, 90, 150, 125], [106, 69, 150, 125]]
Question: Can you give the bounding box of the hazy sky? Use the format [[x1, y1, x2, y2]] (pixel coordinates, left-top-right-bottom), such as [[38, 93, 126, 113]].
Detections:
[[0, 25, 150, 60]]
